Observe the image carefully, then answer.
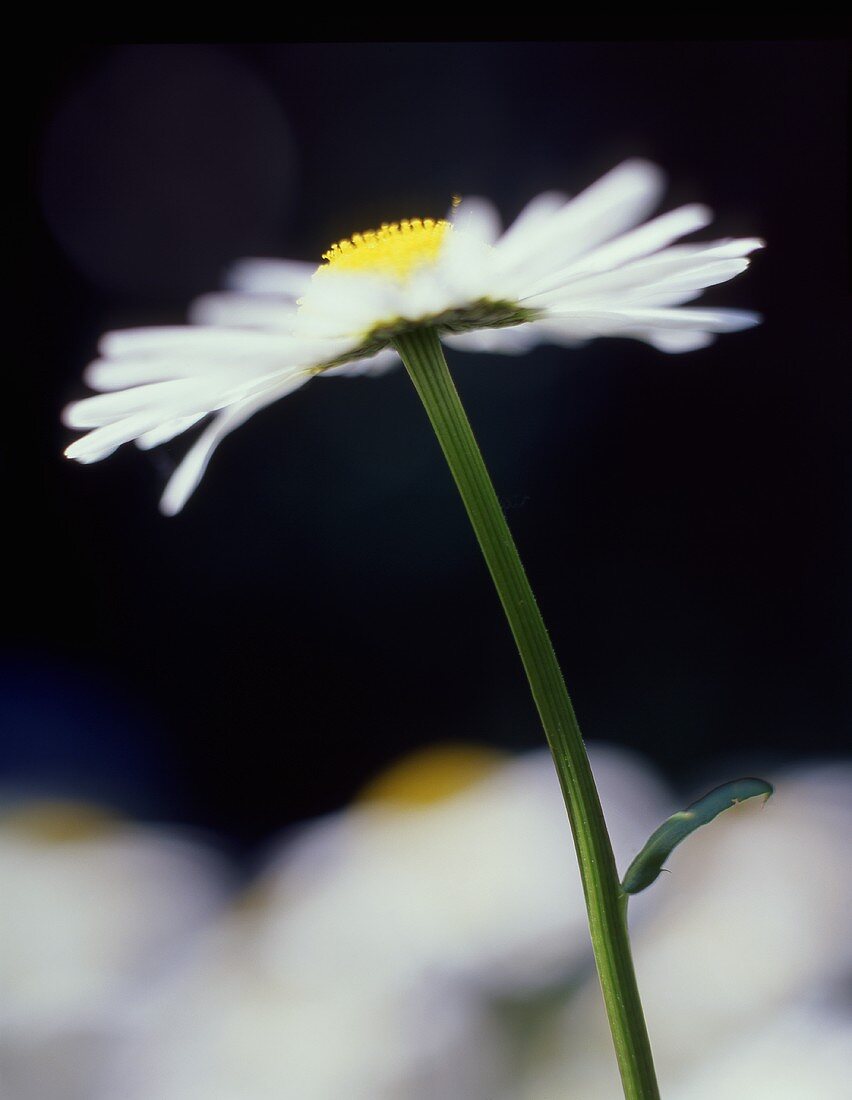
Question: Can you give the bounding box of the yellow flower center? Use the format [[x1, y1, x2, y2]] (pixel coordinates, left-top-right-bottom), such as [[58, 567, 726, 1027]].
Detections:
[[319, 218, 451, 280], [358, 743, 505, 808], [1, 800, 118, 843]]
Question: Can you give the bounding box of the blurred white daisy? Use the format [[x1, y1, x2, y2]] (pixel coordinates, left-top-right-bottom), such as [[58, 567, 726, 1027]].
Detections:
[[93, 743, 668, 1100], [244, 743, 670, 998], [62, 159, 762, 514], [667, 1002, 852, 1100], [0, 801, 231, 1100], [100, 941, 509, 1100]]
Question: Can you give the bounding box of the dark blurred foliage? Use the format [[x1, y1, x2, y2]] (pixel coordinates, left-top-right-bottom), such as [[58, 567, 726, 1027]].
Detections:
[[10, 42, 850, 843]]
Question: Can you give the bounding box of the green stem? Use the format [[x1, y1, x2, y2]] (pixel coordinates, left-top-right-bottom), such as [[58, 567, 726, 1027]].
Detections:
[[394, 327, 659, 1100]]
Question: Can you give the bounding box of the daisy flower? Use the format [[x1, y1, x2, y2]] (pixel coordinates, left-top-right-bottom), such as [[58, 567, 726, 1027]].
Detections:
[[0, 800, 231, 1098], [63, 158, 762, 515], [249, 744, 669, 998]]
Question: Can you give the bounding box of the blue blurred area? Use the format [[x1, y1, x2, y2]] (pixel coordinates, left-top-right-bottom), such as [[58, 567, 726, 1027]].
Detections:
[[0, 655, 181, 818]]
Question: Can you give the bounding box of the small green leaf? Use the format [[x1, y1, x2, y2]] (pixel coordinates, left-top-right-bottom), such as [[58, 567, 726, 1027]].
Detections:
[[621, 777, 774, 896]]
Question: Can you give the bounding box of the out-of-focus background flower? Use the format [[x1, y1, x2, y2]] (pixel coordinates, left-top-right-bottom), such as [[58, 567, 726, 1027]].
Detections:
[[8, 40, 850, 1098], [1, 751, 850, 1098]]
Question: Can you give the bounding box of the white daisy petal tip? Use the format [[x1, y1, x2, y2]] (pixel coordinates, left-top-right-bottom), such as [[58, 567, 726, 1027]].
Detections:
[[64, 437, 107, 464], [225, 257, 315, 296], [158, 487, 188, 518], [650, 330, 718, 354], [716, 236, 765, 259], [63, 428, 96, 460], [96, 328, 152, 358], [157, 446, 211, 517], [686, 202, 713, 229], [708, 308, 762, 331], [61, 401, 83, 430], [608, 156, 668, 198], [81, 362, 103, 390], [448, 195, 502, 245]]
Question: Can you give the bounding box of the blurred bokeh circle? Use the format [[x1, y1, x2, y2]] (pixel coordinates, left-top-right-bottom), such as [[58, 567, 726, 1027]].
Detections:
[[38, 44, 296, 298]]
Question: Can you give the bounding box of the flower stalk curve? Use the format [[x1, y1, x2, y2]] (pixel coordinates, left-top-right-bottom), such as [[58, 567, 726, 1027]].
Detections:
[[394, 325, 659, 1100]]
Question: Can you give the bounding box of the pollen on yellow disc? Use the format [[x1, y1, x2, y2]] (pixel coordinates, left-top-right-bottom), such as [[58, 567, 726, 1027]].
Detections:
[[319, 218, 451, 280], [1, 800, 119, 843], [358, 743, 506, 808]]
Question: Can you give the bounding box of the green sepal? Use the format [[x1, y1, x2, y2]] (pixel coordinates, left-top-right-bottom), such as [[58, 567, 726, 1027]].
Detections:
[[621, 777, 774, 896]]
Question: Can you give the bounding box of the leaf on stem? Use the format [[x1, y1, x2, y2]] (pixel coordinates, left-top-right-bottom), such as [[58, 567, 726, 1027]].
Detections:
[[621, 777, 774, 896]]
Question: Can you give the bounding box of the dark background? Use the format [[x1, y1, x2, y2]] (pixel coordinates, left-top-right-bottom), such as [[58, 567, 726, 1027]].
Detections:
[[10, 42, 850, 846]]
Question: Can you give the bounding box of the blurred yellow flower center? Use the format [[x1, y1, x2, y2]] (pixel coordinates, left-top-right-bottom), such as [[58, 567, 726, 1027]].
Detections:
[[320, 218, 451, 279], [1, 800, 118, 843], [359, 743, 505, 808]]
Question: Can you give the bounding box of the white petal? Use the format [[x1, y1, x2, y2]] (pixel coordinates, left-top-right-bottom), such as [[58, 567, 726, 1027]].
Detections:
[[98, 327, 348, 366], [496, 191, 570, 260], [626, 259, 752, 301], [449, 197, 502, 245], [63, 378, 227, 429], [532, 257, 753, 310], [159, 374, 311, 516], [556, 157, 666, 230], [320, 348, 400, 378], [83, 356, 274, 393], [135, 414, 206, 450], [636, 329, 717, 353], [83, 358, 217, 391], [65, 410, 181, 462], [225, 257, 315, 296], [510, 319, 589, 350], [188, 292, 297, 331], [439, 231, 499, 301], [605, 307, 761, 332], [519, 204, 714, 298], [497, 159, 666, 284], [538, 306, 760, 343], [532, 318, 715, 353], [679, 236, 765, 259], [295, 275, 401, 339], [442, 327, 543, 356]]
